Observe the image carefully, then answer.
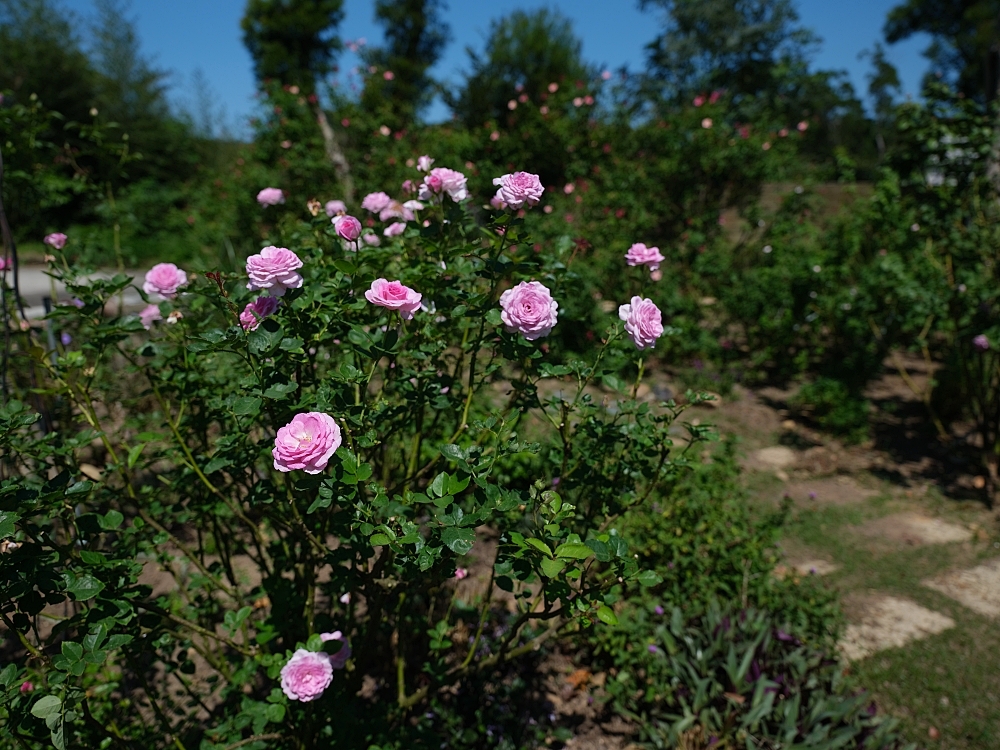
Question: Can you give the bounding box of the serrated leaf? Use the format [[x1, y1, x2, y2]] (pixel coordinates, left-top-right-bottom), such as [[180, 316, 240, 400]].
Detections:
[[637, 570, 663, 587], [30, 695, 61, 719], [370, 534, 391, 546], [596, 606, 619, 626], [540, 557, 567, 578], [525, 538, 553, 558], [441, 527, 475, 555], [555, 543, 593, 560], [232, 396, 262, 416], [429, 472, 448, 498], [440, 444, 467, 462], [0, 511, 19, 539], [63, 573, 104, 601]]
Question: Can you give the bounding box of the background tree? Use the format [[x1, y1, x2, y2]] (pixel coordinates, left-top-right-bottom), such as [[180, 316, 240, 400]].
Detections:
[[862, 43, 902, 158], [242, 0, 353, 198], [360, 0, 450, 128], [884, 0, 1000, 101]]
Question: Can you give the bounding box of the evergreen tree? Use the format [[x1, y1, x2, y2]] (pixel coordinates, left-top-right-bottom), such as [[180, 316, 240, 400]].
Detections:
[[360, 0, 449, 126]]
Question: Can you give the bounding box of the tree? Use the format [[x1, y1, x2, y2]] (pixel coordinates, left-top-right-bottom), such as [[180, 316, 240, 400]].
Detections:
[[242, 0, 353, 199], [861, 44, 902, 158], [360, 0, 450, 126], [639, 0, 819, 104], [448, 9, 593, 128], [884, 0, 1000, 102]]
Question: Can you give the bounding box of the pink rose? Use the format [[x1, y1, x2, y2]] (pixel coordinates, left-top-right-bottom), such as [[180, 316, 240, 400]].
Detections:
[[401, 179, 415, 194], [0, 258, 9, 271], [454, 568, 468, 580], [384, 222, 406, 237], [19, 682, 33, 693], [492, 172, 544, 209], [280, 649, 333, 702], [378, 200, 415, 222], [417, 155, 434, 172], [320, 631, 352, 670], [273, 412, 342, 474], [239, 296, 280, 331], [257, 187, 285, 206], [490, 196, 507, 211], [139, 304, 162, 330], [499, 281, 559, 340], [362, 233, 380, 246], [693, 95, 705, 107], [334, 215, 362, 241], [143, 263, 188, 299], [325, 200, 347, 217], [625, 243, 665, 271], [43, 233, 67, 249], [418, 167, 468, 202], [361, 191, 392, 213], [618, 297, 663, 350], [365, 279, 422, 320], [246, 246, 303, 297]]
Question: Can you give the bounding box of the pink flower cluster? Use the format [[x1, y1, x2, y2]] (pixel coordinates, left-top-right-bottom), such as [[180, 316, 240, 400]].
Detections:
[[493, 172, 544, 209], [418, 167, 468, 202], [273, 412, 342, 474], [246, 246, 303, 297], [500, 281, 559, 340], [365, 279, 422, 320], [143, 263, 188, 300]]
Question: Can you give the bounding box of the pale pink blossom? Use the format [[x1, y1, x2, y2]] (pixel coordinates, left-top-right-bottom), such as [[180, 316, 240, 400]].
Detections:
[[601, 70, 611, 81], [240, 296, 280, 331], [490, 131, 500, 141], [563, 183, 575, 195], [139, 304, 162, 330], [365, 279, 422, 320], [43, 233, 67, 250], [339, 593, 351, 604], [508, 99, 517, 110], [362, 233, 380, 246], [418, 167, 468, 202], [401, 179, 415, 194], [143, 263, 187, 299], [320, 631, 352, 669], [383, 70, 394, 80], [701, 118, 713, 129], [548, 82, 559, 93], [709, 90, 721, 104], [273, 412, 342, 474], [779, 128, 788, 138], [625, 243, 665, 271], [0, 258, 8, 271], [384, 222, 406, 237], [797, 120, 808, 132], [619, 297, 663, 350], [490, 196, 507, 211], [166, 310, 183, 324], [493, 172, 544, 209], [325, 200, 347, 217], [974, 334, 990, 351], [334, 215, 363, 241], [257, 187, 285, 206], [246, 246, 303, 297], [454, 568, 469, 580], [693, 95, 705, 107], [280, 649, 333, 702], [379, 200, 415, 222], [361, 192, 392, 213], [499, 281, 558, 340], [417, 155, 434, 172]]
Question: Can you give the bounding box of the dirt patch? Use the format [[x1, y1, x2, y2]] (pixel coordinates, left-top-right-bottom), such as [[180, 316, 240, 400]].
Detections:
[[859, 513, 974, 546], [924, 558, 1000, 618], [779, 475, 879, 507], [839, 595, 955, 661]]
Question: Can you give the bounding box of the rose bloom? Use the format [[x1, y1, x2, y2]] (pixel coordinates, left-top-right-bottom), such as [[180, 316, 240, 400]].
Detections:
[[257, 187, 285, 206], [418, 167, 468, 202], [139, 304, 162, 330], [384, 222, 406, 237], [499, 281, 559, 340], [417, 155, 434, 172], [361, 191, 392, 213], [239, 296, 280, 331], [379, 200, 415, 222], [365, 279, 422, 320], [43, 233, 67, 250], [490, 196, 507, 211], [325, 200, 347, 217], [273, 412, 342, 474], [320, 631, 352, 670], [280, 649, 333, 702], [619, 297, 664, 350], [362, 233, 380, 247], [974, 334, 990, 351], [625, 243, 665, 271], [493, 172, 544, 209], [454, 568, 469, 580], [246, 246, 303, 297], [143, 263, 188, 299], [334, 215, 363, 241]]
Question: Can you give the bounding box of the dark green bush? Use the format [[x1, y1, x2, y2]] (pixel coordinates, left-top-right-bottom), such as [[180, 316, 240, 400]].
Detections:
[[792, 378, 871, 445]]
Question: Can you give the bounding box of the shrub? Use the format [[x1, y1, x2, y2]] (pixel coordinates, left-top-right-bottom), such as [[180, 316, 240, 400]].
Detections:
[[792, 378, 871, 445]]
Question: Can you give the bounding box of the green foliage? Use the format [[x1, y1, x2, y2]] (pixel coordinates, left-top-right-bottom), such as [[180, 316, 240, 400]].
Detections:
[[793, 377, 871, 444], [593, 600, 914, 749]]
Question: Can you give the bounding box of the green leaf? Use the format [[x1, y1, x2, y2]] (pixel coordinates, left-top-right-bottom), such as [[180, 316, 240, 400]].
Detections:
[[306, 495, 332, 514], [370, 534, 391, 546], [306, 634, 324, 651], [98, 510, 123, 530], [333, 259, 356, 275], [586, 538, 611, 562], [447, 473, 471, 495], [485, 308, 503, 326], [596, 606, 619, 626], [30, 695, 61, 719], [637, 570, 663, 587], [440, 444, 467, 462], [263, 382, 298, 399], [554, 543, 594, 560], [60, 642, 83, 663], [63, 573, 104, 601], [203, 456, 231, 474], [232, 396, 262, 416], [126, 443, 145, 469], [355, 463, 373, 482], [0, 511, 19, 539], [525, 538, 553, 558], [266, 703, 286, 723], [428, 472, 448, 498], [540, 557, 567, 578], [441, 527, 475, 555]]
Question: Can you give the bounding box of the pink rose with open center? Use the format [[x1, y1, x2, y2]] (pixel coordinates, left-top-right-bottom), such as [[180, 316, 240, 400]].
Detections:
[[418, 167, 468, 202], [625, 243, 665, 271], [320, 631, 352, 670], [619, 297, 663, 350], [493, 172, 544, 209], [280, 649, 333, 702], [499, 281, 559, 340], [334, 215, 362, 241], [365, 279, 422, 320], [43, 233, 67, 250], [139, 304, 162, 330], [273, 412, 342, 474], [325, 200, 347, 217], [246, 246, 303, 297], [239, 296, 280, 331], [361, 191, 392, 213], [257, 187, 285, 206], [143, 263, 188, 299]]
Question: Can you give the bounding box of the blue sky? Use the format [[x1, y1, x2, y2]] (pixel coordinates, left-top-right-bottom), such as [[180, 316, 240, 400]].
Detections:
[[60, 0, 931, 136]]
